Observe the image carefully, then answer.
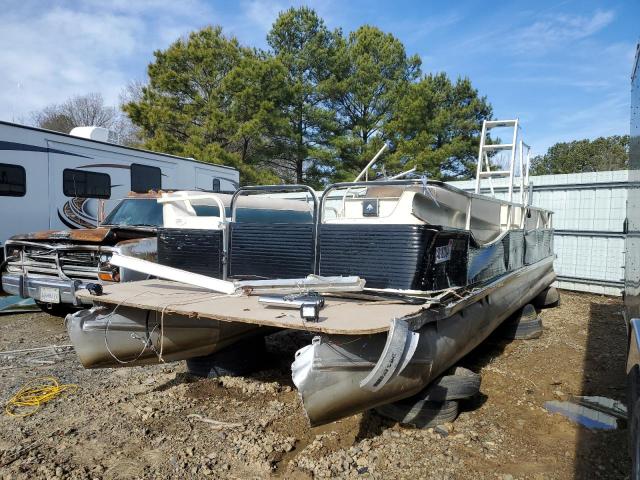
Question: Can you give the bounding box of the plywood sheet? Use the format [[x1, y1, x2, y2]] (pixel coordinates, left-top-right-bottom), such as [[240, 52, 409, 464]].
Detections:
[[76, 280, 426, 334]]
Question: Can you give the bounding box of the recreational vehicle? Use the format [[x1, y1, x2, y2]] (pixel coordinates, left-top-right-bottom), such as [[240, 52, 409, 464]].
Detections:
[[0, 120, 239, 261]]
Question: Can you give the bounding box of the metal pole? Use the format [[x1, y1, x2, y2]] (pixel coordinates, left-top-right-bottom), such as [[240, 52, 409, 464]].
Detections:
[[354, 143, 389, 182], [387, 166, 417, 180], [507, 119, 518, 203]]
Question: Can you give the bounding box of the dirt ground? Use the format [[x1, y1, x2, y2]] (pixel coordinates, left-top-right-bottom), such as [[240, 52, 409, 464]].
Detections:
[[0, 290, 631, 479]]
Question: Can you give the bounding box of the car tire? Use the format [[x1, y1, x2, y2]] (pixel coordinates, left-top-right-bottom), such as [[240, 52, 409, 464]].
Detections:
[[186, 335, 266, 378], [502, 304, 543, 339], [417, 366, 481, 402], [375, 399, 459, 428], [533, 286, 560, 308]]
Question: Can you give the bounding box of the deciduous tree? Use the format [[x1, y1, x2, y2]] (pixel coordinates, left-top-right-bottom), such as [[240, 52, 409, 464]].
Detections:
[[530, 136, 629, 175], [31, 92, 137, 146]]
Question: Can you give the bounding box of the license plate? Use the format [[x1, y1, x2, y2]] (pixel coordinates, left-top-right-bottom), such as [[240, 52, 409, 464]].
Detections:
[[39, 287, 60, 303]]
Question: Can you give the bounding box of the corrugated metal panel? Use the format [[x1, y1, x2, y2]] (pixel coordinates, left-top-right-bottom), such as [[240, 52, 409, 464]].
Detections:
[[448, 170, 629, 296], [553, 235, 624, 283]]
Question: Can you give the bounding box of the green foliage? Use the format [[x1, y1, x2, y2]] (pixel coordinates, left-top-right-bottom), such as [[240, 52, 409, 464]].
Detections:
[[386, 74, 492, 180], [124, 27, 283, 184], [267, 7, 339, 185], [325, 25, 421, 181], [531, 136, 630, 175], [125, 8, 496, 186]]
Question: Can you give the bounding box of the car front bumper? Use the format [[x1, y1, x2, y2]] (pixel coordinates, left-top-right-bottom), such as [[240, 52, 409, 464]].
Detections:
[[1, 273, 92, 306]]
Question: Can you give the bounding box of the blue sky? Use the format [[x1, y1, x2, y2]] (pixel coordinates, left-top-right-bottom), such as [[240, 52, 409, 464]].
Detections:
[[0, 0, 637, 155]]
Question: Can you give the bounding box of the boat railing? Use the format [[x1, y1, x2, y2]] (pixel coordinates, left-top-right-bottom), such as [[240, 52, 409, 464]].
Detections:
[[157, 192, 228, 224], [229, 185, 320, 279], [320, 179, 553, 232], [229, 185, 319, 223]]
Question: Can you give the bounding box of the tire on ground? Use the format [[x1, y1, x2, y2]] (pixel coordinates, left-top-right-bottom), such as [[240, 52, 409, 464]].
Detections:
[[417, 366, 481, 402], [533, 286, 560, 308], [186, 335, 266, 378], [502, 303, 543, 339], [375, 399, 459, 428]]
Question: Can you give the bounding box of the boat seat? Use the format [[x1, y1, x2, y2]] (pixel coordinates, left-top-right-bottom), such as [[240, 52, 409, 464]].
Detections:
[[318, 223, 469, 291], [157, 228, 224, 278], [228, 223, 315, 279]]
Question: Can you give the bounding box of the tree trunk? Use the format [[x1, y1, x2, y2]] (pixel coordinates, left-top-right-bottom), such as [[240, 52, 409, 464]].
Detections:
[[296, 159, 303, 183]]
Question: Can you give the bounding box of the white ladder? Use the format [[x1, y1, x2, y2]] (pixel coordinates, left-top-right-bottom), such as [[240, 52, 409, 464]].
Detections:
[[518, 140, 532, 205], [474, 119, 525, 204]]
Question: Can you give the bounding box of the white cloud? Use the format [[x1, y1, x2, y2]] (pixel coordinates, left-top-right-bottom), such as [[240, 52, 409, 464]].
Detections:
[[511, 9, 615, 54], [244, 0, 288, 32], [0, 0, 214, 123]]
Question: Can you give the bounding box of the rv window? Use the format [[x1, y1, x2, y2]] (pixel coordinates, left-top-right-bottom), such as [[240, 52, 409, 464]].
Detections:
[[63, 169, 111, 199], [212, 178, 221, 192], [131, 163, 162, 193], [0, 163, 26, 197]]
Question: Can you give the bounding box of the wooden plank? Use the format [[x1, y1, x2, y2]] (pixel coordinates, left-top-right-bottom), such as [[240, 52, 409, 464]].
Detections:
[[76, 280, 426, 334]]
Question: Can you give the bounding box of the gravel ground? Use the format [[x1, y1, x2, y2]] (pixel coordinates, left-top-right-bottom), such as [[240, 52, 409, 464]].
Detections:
[[0, 290, 630, 479]]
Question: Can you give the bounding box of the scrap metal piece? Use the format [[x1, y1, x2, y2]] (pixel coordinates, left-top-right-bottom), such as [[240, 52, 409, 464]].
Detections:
[[359, 318, 419, 392], [237, 275, 365, 295], [109, 253, 364, 297], [0, 296, 39, 314], [259, 293, 325, 309], [109, 252, 237, 294]]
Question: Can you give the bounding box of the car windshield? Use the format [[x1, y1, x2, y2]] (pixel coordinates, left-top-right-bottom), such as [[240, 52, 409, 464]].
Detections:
[[102, 198, 163, 227]]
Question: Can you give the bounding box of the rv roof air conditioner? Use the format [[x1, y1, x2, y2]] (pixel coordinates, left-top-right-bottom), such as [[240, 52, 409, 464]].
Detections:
[[69, 126, 118, 143]]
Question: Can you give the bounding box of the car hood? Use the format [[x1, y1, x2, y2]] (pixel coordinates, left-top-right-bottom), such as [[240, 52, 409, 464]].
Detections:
[[9, 227, 155, 246]]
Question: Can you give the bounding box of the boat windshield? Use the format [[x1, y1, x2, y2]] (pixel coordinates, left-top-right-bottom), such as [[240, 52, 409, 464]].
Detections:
[[102, 199, 163, 227]]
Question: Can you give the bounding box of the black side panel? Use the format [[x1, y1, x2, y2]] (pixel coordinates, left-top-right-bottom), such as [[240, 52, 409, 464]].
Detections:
[[504, 230, 525, 271], [468, 238, 507, 284], [524, 229, 553, 265], [157, 228, 223, 278], [420, 232, 470, 290], [319, 224, 440, 290], [229, 223, 314, 279]]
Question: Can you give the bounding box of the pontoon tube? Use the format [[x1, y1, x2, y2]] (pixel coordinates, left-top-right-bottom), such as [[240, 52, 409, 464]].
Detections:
[[293, 258, 555, 426]]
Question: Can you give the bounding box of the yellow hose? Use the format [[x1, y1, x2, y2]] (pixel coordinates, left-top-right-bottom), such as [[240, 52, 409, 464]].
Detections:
[[4, 376, 78, 417]]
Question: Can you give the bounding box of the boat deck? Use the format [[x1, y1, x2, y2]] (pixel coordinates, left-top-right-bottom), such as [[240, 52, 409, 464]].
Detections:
[[76, 280, 429, 334]]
